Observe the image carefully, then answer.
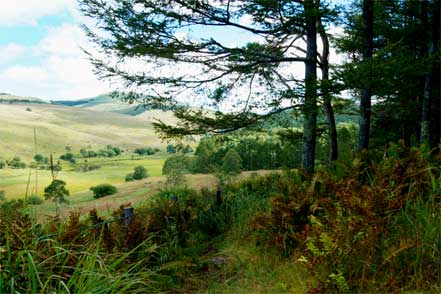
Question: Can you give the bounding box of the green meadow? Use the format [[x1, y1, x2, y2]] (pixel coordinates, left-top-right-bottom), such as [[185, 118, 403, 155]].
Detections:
[[0, 155, 165, 199]]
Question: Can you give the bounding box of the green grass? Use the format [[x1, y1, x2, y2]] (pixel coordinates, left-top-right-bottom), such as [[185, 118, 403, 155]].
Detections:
[[0, 156, 165, 199]]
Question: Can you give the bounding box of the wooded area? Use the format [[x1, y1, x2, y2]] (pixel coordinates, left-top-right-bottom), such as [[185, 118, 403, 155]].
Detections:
[[80, 0, 440, 172]]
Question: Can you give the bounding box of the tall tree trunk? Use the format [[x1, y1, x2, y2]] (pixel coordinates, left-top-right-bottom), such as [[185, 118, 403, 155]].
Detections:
[[428, 0, 440, 148], [420, 0, 432, 144], [318, 21, 338, 162], [358, 0, 374, 150], [302, 0, 318, 173]]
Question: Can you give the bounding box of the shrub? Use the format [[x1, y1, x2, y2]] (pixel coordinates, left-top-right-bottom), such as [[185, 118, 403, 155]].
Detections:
[[0, 159, 5, 169], [125, 173, 134, 182], [90, 184, 118, 199], [162, 155, 194, 175], [25, 195, 43, 205], [8, 156, 26, 168], [134, 147, 158, 156], [221, 149, 242, 175], [166, 144, 176, 154], [133, 166, 148, 180], [44, 179, 70, 204], [60, 152, 76, 163]]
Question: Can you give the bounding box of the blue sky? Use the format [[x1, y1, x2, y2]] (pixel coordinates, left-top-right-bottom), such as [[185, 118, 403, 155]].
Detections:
[[0, 1, 344, 101], [0, 0, 111, 100]]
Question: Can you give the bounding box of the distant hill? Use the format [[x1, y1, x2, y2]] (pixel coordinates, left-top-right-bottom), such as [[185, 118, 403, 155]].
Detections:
[[52, 94, 148, 116], [0, 93, 48, 104], [0, 103, 167, 161]]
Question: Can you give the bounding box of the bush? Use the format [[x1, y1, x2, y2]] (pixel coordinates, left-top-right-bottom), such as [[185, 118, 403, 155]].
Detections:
[[133, 166, 148, 180], [125, 173, 134, 182], [221, 149, 242, 175], [162, 155, 194, 175], [60, 152, 76, 163], [8, 156, 26, 168], [0, 159, 5, 169], [25, 195, 43, 205], [90, 184, 118, 199]]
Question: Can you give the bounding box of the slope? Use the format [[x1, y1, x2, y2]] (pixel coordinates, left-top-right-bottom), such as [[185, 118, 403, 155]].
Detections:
[[0, 103, 165, 161]]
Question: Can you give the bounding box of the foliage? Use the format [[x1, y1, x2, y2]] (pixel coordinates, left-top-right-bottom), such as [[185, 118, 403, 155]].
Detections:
[[166, 144, 176, 154], [33, 154, 44, 163], [44, 179, 69, 204], [0, 159, 5, 169], [25, 195, 43, 205], [252, 145, 441, 292], [162, 155, 194, 175], [134, 147, 159, 156], [60, 152, 76, 163], [165, 169, 187, 188], [125, 173, 134, 182], [126, 166, 149, 181], [90, 184, 118, 199], [133, 166, 148, 180], [221, 149, 242, 176], [8, 156, 26, 168]]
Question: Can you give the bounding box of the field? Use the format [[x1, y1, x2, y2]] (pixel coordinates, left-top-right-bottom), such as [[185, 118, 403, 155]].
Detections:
[[0, 103, 173, 160], [0, 156, 166, 199]]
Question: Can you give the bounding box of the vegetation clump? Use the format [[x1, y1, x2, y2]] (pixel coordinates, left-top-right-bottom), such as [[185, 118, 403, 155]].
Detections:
[[90, 184, 118, 198], [125, 166, 148, 182]]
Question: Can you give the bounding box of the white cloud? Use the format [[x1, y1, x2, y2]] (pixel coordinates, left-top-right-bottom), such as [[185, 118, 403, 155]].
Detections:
[[0, 43, 26, 64], [0, 0, 75, 26], [2, 66, 49, 82], [34, 24, 86, 56], [0, 18, 112, 99]]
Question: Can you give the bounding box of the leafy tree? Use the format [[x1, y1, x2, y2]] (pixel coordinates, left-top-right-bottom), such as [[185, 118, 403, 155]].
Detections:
[[125, 173, 134, 182], [60, 152, 76, 163], [162, 155, 194, 175], [194, 143, 212, 173], [34, 154, 44, 163], [90, 184, 118, 199], [8, 156, 26, 169], [133, 166, 148, 180], [79, 0, 342, 173], [44, 179, 69, 204], [0, 159, 5, 169], [221, 149, 242, 175], [166, 144, 176, 154]]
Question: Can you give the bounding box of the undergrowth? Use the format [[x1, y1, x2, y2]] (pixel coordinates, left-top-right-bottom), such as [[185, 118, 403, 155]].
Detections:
[[0, 144, 439, 293]]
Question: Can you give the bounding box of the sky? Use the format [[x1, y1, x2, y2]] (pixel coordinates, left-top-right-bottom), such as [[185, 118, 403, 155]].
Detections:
[[0, 1, 345, 102], [0, 0, 112, 100]]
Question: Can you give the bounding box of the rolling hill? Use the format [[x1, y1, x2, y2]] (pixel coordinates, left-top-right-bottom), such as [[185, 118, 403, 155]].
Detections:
[[52, 94, 147, 115], [0, 93, 48, 104], [0, 103, 168, 161]]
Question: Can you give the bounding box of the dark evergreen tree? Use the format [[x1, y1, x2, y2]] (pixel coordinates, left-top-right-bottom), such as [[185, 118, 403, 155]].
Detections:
[[78, 0, 341, 173]]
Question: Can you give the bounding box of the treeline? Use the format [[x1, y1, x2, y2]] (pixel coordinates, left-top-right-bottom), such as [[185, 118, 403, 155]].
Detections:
[[163, 125, 357, 175], [0, 155, 62, 171]]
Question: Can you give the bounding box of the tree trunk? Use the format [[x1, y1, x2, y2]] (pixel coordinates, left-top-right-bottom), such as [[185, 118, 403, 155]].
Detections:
[[428, 0, 440, 148], [420, 0, 432, 144], [358, 0, 374, 150], [302, 0, 318, 173], [318, 21, 338, 162]]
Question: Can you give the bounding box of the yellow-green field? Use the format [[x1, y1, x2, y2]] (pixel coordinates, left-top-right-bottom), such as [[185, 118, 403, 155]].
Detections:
[[0, 156, 165, 199], [0, 103, 171, 160]]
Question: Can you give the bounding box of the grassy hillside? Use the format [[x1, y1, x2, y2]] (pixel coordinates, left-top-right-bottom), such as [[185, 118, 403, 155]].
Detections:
[[0, 103, 165, 161], [0, 93, 47, 104]]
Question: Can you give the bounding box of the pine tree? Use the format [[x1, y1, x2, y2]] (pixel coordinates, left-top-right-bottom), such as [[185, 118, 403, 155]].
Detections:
[[78, 0, 340, 173]]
